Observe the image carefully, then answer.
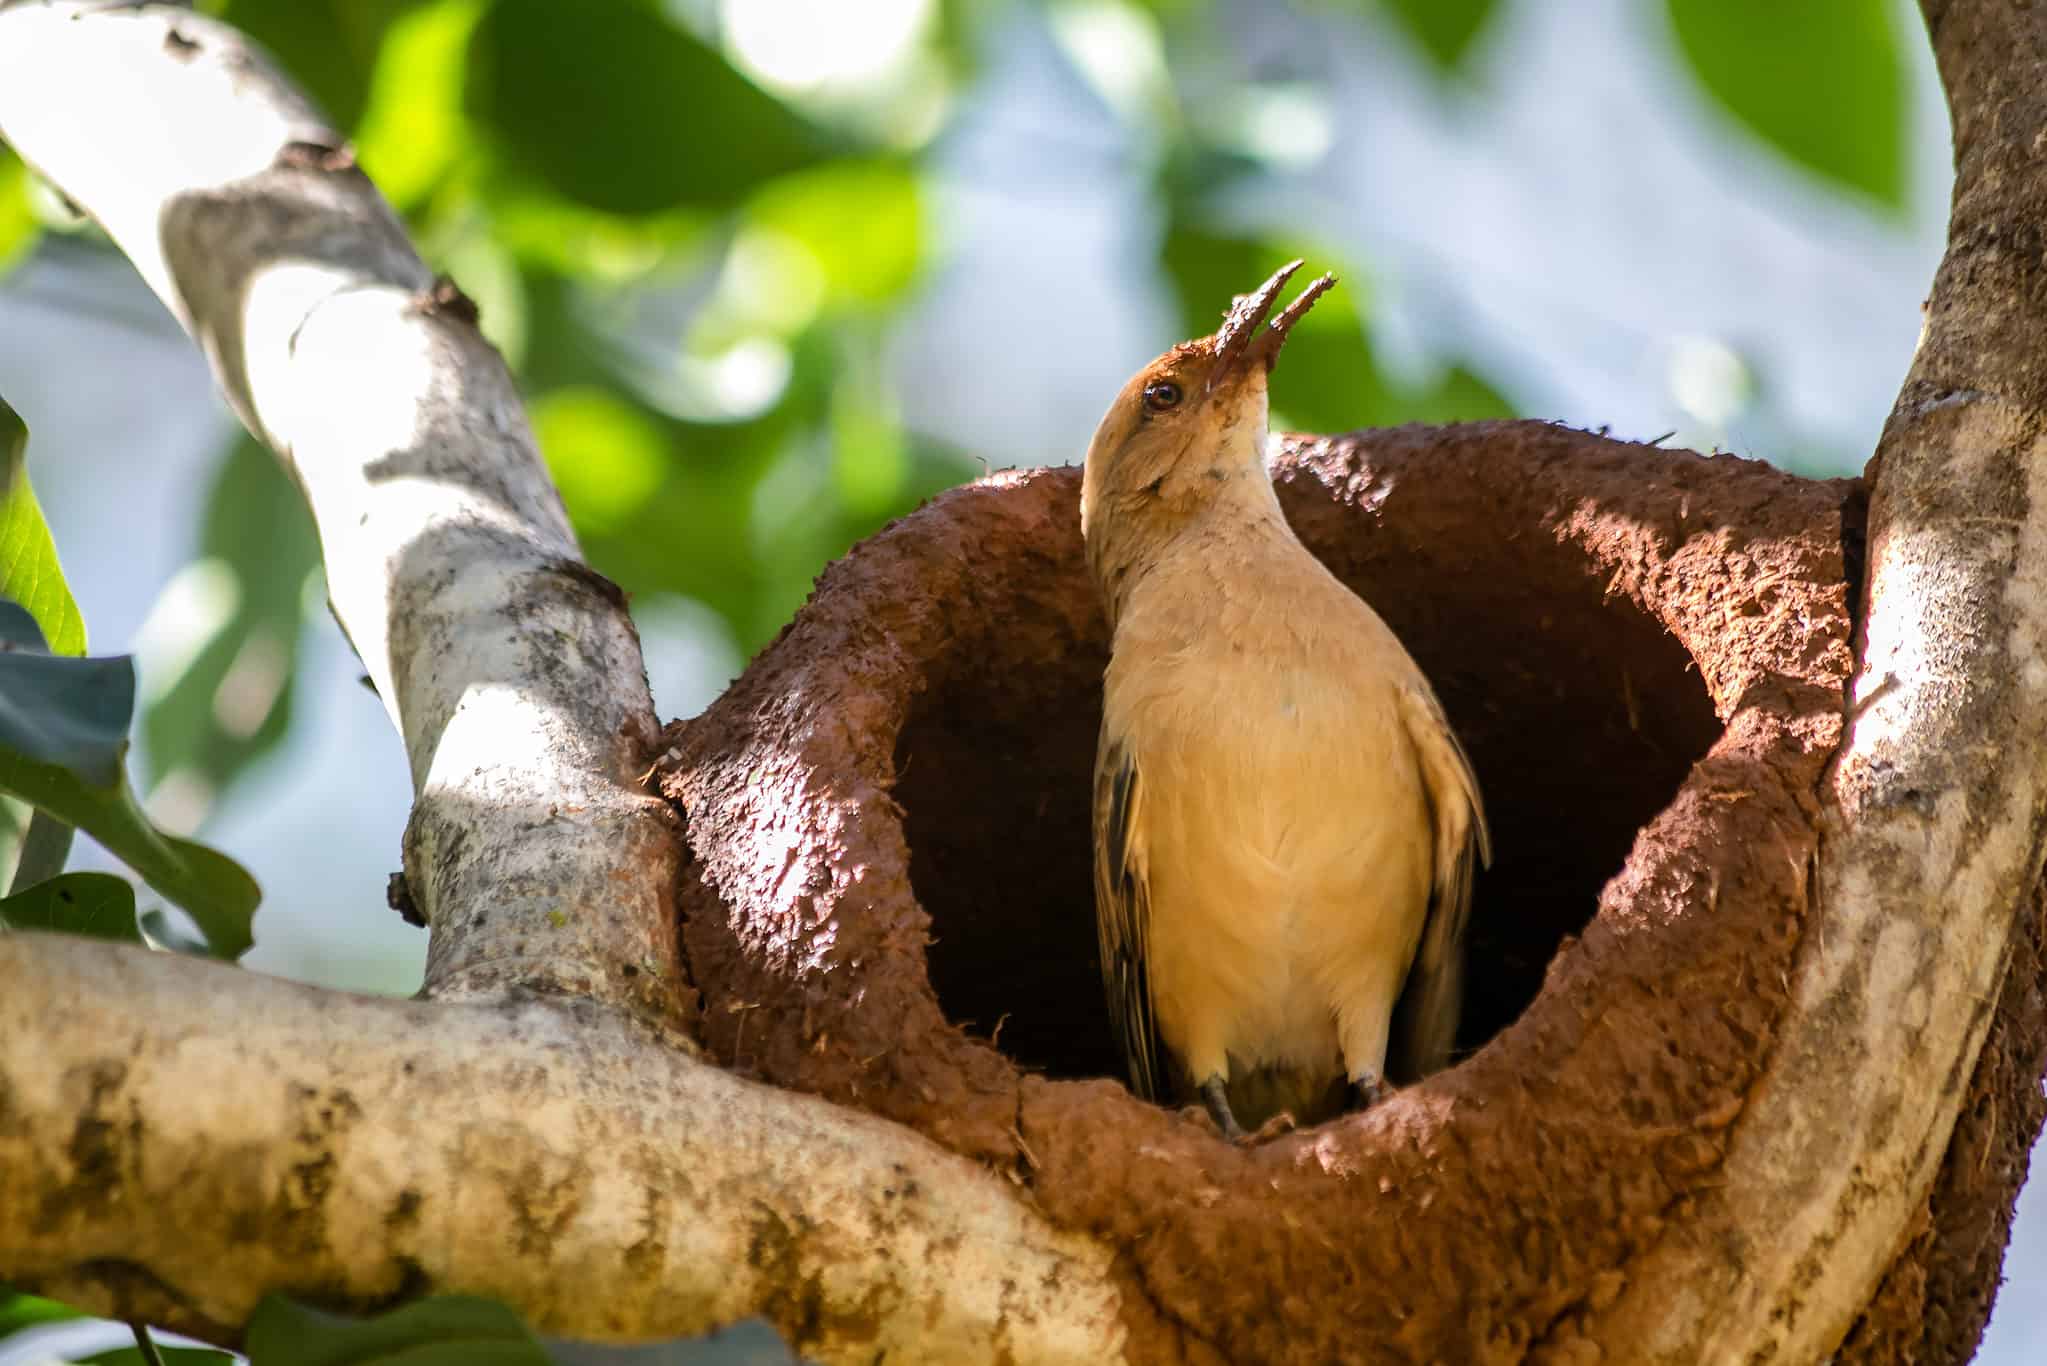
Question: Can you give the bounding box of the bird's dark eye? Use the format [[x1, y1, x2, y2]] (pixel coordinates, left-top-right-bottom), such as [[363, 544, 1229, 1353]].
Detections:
[[1143, 380, 1183, 413]]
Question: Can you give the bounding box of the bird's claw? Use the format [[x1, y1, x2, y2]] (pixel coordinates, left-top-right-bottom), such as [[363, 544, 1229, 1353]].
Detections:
[[1240, 1111, 1298, 1145]]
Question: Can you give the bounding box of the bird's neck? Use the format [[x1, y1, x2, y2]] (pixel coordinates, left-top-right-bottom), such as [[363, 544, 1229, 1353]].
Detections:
[[1089, 457, 1293, 630]]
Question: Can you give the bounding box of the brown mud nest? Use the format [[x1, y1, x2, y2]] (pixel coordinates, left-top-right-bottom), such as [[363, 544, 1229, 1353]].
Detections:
[[658, 420, 2044, 1363]]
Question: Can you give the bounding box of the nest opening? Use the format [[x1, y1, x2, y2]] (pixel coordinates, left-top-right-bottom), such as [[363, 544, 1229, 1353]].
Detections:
[[893, 460, 1723, 1085]]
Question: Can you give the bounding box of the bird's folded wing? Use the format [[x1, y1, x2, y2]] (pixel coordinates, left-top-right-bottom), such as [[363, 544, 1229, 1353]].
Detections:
[[1395, 680, 1493, 1079], [1095, 735, 1164, 1103]]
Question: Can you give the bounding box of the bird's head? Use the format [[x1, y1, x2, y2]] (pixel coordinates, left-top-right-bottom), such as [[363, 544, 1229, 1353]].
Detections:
[[1080, 260, 1334, 579]]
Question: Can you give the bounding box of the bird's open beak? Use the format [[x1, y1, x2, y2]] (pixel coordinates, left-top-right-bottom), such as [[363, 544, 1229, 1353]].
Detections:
[[1207, 260, 1337, 394]]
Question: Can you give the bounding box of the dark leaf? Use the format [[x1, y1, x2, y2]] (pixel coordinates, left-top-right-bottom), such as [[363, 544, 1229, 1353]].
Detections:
[[0, 599, 40, 648], [1665, 0, 1906, 209], [1381, 0, 1497, 72], [82, 1345, 238, 1365], [468, 0, 829, 215], [0, 649, 134, 787], [216, 0, 425, 132], [545, 1319, 802, 1364], [0, 872, 139, 942], [244, 1296, 803, 1366], [246, 1296, 550, 1366]]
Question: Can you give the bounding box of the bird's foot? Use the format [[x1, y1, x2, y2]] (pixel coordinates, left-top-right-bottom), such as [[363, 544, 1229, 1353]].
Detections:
[[1198, 1074, 1247, 1143], [1350, 1073, 1389, 1110], [1242, 1110, 1298, 1145]]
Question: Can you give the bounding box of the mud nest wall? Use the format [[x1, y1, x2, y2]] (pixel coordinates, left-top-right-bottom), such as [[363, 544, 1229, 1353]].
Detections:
[[892, 437, 1724, 1081], [657, 419, 2044, 1363]]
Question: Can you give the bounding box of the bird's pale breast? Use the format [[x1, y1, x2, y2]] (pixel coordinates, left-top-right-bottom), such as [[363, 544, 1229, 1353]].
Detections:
[[1104, 553, 1437, 1099]]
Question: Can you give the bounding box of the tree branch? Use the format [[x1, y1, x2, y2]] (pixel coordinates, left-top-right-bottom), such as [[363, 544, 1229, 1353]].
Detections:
[[0, 0, 683, 1023], [1581, 1, 2047, 1355], [0, 933, 1125, 1358]]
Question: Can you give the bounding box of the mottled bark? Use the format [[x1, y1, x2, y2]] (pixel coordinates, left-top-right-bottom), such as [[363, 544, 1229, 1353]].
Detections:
[[0, 935, 1122, 1360], [1582, 1, 2047, 1355]]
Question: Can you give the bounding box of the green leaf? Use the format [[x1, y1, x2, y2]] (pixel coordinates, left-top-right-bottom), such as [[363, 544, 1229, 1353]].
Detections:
[[1381, 0, 1497, 72], [11, 808, 74, 890], [0, 744, 257, 959], [82, 1343, 238, 1366], [245, 1296, 802, 1366], [0, 396, 85, 655], [1665, 0, 1906, 210], [467, 0, 829, 215], [0, 649, 133, 786], [0, 150, 37, 276], [0, 871, 140, 943], [140, 907, 215, 957], [545, 1318, 802, 1363], [0, 1287, 81, 1332], [246, 1295, 550, 1366], [142, 437, 318, 799]]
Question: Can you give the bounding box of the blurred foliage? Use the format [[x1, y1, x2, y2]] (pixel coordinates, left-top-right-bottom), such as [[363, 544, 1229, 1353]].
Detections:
[[0, 398, 259, 959], [245, 1293, 803, 1364], [141, 436, 319, 802], [0, 389, 85, 653], [0, 1289, 76, 1332], [1162, 226, 1510, 432], [0, 1288, 806, 1365], [83, 1347, 233, 1366], [1665, 0, 1907, 210], [1378, 0, 1499, 73], [0, 871, 141, 941], [0, 148, 33, 274], [0, 0, 1915, 830], [468, 0, 828, 215]]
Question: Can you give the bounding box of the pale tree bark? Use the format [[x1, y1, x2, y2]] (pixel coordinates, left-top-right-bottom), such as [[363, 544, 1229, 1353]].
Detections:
[[1583, 2, 2047, 1355], [0, 0, 2042, 1362]]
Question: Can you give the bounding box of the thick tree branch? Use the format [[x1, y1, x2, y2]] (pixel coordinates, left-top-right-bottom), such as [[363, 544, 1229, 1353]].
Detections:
[[0, 0, 682, 1022], [0, 934, 1125, 1358], [1582, 1, 2047, 1356]]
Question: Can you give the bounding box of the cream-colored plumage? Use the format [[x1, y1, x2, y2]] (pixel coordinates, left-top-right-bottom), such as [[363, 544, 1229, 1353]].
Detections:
[[1084, 263, 1490, 1140]]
